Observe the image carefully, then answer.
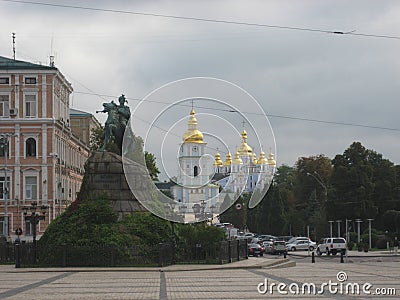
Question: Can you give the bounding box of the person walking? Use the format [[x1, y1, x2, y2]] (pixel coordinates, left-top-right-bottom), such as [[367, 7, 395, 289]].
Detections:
[[394, 237, 399, 256]]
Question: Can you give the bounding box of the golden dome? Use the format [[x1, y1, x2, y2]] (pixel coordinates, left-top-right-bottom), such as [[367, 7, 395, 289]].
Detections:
[[257, 151, 268, 164], [224, 152, 232, 166], [232, 151, 243, 164], [237, 129, 253, 156], [253, 153, 258, 164], [182, 108, 204, 144], [267, 152, 276, 166], [213, 151, 223, 166]]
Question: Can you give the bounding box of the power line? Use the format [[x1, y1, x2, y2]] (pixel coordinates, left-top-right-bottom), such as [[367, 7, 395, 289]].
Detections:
[[2, 0, 400, 40], [74, 91, 400, 132]]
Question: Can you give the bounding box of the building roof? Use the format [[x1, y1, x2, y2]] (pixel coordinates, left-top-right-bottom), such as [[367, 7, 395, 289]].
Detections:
[[0, 55, 56, 70], [155, 181, 175, 190], [70, 108, 93, 117]]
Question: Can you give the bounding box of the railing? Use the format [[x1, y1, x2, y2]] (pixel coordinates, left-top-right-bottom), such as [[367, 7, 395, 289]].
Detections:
[[2, 239, 247, 268]]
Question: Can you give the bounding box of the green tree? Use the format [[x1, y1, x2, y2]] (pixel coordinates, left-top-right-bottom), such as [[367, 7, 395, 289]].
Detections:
[[330, 142, 378, 221], [219, 194, 247, 230], [89, 126, 119, 154], [145, 151, 160, 180]]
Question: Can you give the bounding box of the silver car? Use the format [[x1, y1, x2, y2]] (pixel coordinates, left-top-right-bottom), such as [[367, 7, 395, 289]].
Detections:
[[286, 240, 316, 251]]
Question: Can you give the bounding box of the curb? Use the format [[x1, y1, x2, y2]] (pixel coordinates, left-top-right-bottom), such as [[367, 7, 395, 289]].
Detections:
[[2, 258, 295, 273]]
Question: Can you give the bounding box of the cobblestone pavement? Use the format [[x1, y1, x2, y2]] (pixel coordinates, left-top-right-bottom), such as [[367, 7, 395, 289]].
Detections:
[[0, 256, 399, 299]]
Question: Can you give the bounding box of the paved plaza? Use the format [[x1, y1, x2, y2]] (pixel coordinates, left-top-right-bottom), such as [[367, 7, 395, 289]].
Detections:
[[0, 252, 399, 299]]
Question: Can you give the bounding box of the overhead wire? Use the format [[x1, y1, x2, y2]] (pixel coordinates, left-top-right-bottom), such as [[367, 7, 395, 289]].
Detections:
[[74, 91, 400, 132], [2, 0, 400, 40]]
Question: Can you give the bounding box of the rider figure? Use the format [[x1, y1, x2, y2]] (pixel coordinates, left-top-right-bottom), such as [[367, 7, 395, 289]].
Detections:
[[117, 94, 130, 128], [97, 94, 131, 153]]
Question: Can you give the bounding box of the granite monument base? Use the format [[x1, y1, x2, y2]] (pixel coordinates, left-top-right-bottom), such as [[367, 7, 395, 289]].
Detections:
[[77, 151, 146, 213]]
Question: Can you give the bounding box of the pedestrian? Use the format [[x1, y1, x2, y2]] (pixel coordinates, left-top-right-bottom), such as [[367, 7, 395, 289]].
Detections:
[[394, 237, 399, 256]]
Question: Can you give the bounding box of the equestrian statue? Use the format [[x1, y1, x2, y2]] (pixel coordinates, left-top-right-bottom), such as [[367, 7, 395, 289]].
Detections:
[[96, 94, 131, 154]]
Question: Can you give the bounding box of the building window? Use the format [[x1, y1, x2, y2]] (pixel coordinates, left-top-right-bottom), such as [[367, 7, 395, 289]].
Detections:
[[25, 220, 33, 236], [0, 176, 10, 200], [25, 77, 37, 84], [25, 176, 37, 200], [0, 95, 10, 117], [26, 138, 36, 157], [0, 77, 10, 84], [24, 94, 37, 117], [0, 138, 9, 157], [194, 166, 199, 177], [0, 217, 5, 235]]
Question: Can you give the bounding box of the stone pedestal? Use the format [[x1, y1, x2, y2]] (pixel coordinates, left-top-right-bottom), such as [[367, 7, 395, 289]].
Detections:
[[77, 151, 146, 213]]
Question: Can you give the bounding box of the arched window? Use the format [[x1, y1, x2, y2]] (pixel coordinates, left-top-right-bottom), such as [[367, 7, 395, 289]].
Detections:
[[194, 166, 198, 177], [26, 138, 36, 157]]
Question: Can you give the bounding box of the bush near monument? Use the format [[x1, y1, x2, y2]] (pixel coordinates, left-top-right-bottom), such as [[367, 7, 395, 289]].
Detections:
[[38, 196, 225, 266]]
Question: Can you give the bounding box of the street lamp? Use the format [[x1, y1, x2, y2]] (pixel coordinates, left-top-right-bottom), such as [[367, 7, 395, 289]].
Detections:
[[355, 219, 362, 243], [367, 219, 374, 250], [23, 202, 47, 262], [0, 133, 13, 237], [306, 172, 327, 197], [49, 152, 59, 220], [336, 220, 342, 237], [328, 220, 334, 238], [345, 219, 351, 244]]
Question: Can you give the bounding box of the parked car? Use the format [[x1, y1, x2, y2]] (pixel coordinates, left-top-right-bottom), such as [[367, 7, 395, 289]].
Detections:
[[316, 237, 347, 256], [286, 236, 310, 245], [286, 240, 316, 251], [276, 236, 293, 242], [248, 243, 264, 256], [262, 241, 274, 254], [271, 240, 287, 254], [257, 234, 277, 242]]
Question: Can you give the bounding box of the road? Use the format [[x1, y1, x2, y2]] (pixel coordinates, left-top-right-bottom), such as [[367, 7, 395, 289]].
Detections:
[[0, 253, 398, 299]]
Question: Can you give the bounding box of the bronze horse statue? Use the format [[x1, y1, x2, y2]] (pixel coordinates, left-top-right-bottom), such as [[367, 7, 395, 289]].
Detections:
[[96, 101, 124, 153]]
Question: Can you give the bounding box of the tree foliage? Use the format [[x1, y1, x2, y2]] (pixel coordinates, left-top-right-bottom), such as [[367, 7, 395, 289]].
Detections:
[[219, 142, 400, 240], [145, 151, 160, 180]]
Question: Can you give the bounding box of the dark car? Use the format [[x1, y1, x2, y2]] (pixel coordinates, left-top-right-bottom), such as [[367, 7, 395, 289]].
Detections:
[[257, 234, 277, 242], [248, 243, 264, 257]]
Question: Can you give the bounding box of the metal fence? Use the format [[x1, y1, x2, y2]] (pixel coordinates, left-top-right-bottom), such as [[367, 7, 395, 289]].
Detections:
[[2, 239, 247, 268]]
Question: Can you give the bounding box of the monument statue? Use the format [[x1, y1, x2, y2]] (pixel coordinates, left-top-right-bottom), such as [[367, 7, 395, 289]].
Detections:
[[96, 94, 131, 154]]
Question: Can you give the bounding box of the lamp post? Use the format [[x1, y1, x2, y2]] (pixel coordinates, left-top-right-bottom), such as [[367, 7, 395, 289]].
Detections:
[[22, 202, 47, 262], [367, 219, 374, 250], [355, 219, 362, 243], [49, 153, 59, 220], [164, 202, 177, 263], [306, 172, 327, 197], [0, 133, 14, 237], [345, 219, 351, 244], [328, 221, 334, 238], [209, 204, 217, 224], [307, 171, 329, 237], [336, 220, 342, 237]]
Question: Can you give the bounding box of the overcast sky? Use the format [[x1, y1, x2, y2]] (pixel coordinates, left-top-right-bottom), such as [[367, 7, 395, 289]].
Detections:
[[1, 0, 399, 180]]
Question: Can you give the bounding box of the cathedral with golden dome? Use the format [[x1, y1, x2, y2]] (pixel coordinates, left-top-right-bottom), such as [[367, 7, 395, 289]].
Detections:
[[171, 108, 276, 218], [171, 108, 220, 216], [213, 129, 276, 194]]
